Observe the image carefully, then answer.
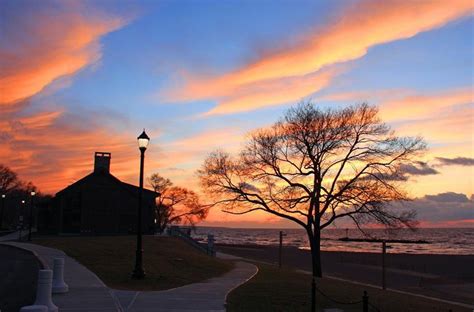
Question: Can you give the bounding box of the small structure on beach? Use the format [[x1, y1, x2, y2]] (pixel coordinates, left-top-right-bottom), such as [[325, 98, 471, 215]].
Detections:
[[52, 152, 158, 235]]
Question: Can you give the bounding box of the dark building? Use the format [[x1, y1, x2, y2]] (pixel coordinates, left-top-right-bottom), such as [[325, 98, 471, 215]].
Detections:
[[53, 152, 158, 235]]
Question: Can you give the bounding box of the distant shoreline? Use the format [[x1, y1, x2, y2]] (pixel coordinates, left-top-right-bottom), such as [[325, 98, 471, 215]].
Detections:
[[194, 227, 474, 255], [197, 225, 474, 230]]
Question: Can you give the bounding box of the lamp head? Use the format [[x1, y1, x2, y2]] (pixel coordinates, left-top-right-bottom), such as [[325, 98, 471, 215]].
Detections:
[[31, 191, 36, 196], [137, 129, 150, 151], [1, 194, 5, 198]]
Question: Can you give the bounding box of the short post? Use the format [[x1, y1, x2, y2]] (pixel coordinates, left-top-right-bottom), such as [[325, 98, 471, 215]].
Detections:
[[52, 258, 69, 293], [382, 240, 386, 290], [362, 290, 368, 312], [207, 234, 215, 256], [34, 270, 58, 312]]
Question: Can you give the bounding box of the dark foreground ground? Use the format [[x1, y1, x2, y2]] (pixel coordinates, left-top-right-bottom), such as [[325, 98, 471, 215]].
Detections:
[[0, 245, 42, 312], [217, 244, 474, 305]]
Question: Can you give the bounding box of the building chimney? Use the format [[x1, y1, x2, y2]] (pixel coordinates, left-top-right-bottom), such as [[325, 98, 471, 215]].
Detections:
[[94, 152, 111, 174]]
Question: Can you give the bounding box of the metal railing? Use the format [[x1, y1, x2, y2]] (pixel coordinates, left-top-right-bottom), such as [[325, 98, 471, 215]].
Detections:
[[168, 226, 215, 256], [315, 286, 381, 312]]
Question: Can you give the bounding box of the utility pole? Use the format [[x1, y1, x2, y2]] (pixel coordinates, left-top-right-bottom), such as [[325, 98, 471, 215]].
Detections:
[[278, 231, 286, 268]]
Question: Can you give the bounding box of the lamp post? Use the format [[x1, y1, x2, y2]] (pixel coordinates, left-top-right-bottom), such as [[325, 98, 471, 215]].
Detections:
[[28, 191, 36, 241], [1, 194, 5, 229], [19, 200, 25, 241], [132, 129, 150, 279]]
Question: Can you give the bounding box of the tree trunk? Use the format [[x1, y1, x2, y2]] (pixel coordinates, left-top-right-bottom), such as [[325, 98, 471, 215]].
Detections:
[[307, 226, 323, 312], [311, 228, 323, 278], [308, 229, 322, 312]]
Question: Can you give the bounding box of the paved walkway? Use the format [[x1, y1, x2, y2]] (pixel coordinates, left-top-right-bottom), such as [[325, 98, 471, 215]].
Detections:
[[114, 261, 257, 312], [1, 242, 258, 312], [0, 230, 29, 242], [2, 242, 119, 312]]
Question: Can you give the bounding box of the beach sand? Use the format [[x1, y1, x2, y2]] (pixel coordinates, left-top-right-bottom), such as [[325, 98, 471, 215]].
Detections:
[[217, 244, 474, 305]]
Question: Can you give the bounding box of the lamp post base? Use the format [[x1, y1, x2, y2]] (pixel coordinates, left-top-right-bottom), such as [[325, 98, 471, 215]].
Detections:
[[131, 268, 146, 279]]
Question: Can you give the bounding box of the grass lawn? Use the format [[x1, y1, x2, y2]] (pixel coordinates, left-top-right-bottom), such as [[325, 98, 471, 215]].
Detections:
[[227, 262, 471, 312], [34, 235, 233, 291]]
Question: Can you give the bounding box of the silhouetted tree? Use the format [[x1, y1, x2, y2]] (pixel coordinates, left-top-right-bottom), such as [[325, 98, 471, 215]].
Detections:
[[0, 165, 41, 229], [198, 103, 425, 308], [148, 173, 208, 233], [0, 164, 20, 194]]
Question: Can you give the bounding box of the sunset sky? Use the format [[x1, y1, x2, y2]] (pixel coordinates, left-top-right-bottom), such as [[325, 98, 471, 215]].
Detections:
[[1, 0, 473, 228]]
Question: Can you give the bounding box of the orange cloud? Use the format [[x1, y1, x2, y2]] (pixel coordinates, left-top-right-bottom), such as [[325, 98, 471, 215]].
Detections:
[[0, 108, 162, 194], [380, 88, 472, 121], [396, 105, 473, 143], [163, 0, 472, 115], [203, 68, 337, 116], [0, 2, 126, 105]]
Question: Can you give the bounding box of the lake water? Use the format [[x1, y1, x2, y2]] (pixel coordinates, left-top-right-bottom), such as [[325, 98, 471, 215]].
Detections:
[[192, 227, 474, 255]]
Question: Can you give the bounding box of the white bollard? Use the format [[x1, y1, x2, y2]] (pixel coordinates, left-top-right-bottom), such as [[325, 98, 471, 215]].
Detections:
[[20, 305, 48, 312], [52, 257, 69, 293], [34, 270, 58, 312]]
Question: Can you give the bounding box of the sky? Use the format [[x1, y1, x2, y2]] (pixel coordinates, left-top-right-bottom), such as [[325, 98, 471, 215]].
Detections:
[[1, 0, 473, 228]]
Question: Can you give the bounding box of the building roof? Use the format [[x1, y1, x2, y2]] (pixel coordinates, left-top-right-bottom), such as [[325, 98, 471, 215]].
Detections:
[[55, 171, 159, 198]]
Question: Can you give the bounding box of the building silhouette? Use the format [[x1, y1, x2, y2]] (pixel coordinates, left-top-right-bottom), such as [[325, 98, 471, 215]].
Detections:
[[53, 152, 158, 235]]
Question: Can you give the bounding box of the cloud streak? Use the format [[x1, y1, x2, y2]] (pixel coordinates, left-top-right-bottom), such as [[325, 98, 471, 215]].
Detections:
[[435, 157, 474, 167], [0, 0, 127, 105], [379, 88, 472, 121], [400, 162, 439, 176], [163, 0, 472, 116]]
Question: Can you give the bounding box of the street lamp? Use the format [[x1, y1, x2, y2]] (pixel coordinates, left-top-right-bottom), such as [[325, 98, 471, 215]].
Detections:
[[28, 191, 36, 241], [19, 200, 25, 241], [132, 129, 150, 279], [1, 194, 5, 229]]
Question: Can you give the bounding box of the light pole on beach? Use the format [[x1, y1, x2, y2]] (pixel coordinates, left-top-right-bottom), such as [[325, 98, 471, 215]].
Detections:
[[28, 191, 36, 241], [1, 194, 5, 229], [132, 129, 150, 279]]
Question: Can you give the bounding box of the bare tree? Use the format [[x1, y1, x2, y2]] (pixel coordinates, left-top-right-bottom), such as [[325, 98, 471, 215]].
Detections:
[[198, 103, 425, 308], [0, 164, 20, 194], [148, 173, 209, 233]]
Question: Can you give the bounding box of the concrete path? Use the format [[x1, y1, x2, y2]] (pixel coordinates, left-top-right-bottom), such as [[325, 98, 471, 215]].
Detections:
[[115, 261, 257, 312], [2, 242, 119, 312], [0, 230, 29, 242], [2, 242, 258, 312]]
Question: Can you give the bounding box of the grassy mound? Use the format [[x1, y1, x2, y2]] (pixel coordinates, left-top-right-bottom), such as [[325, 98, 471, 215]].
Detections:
[[35, 236, 233, 291]]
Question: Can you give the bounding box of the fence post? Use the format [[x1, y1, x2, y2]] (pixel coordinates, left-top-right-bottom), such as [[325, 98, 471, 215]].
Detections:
[[382, 240, 386, 290], [362, 290, 368, 312]]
